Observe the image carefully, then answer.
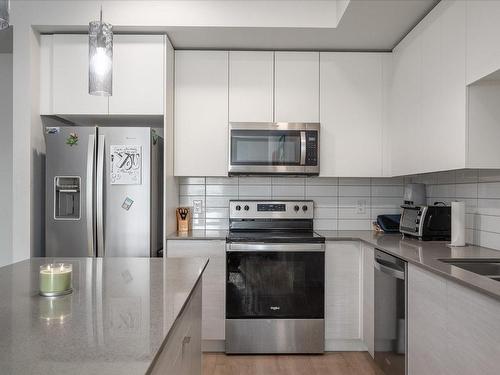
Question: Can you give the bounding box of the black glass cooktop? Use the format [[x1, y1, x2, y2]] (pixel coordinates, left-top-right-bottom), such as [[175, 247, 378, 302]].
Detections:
[[226, 230, 325, 244]]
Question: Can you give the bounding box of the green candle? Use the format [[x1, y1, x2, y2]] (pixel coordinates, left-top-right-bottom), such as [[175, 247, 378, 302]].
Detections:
[[39, 263, 72, 296]]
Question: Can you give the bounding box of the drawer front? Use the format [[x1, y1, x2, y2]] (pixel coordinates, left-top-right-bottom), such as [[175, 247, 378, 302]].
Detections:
[[167, 240, 226, 258]]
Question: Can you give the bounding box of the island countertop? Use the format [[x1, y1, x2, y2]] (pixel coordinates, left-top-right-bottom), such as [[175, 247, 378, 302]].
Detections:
[[0, 257, 208, 375]]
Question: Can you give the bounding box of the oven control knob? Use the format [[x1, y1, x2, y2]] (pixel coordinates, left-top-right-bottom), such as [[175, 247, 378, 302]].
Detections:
[[244, 205, 250, 211], [294, 205, 300, 212], [302, 205, 308, 212], [235, 205, 241, 211]]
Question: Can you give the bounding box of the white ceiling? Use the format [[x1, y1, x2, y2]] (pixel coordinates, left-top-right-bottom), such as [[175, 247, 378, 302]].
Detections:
[[167, 0, 440, 51], [3, 0, 440, 52]]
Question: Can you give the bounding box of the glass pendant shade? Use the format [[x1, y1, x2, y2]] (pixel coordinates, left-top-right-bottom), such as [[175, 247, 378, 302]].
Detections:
[[89, 19, 113, 96], [0, 0, 9, 30]]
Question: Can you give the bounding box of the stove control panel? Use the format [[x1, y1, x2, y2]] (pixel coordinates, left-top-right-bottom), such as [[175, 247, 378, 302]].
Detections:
[[229, 200, 314, 219]]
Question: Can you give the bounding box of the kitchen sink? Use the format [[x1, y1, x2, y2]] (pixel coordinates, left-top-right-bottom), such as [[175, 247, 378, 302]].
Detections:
[[439, 259, 500, 281]]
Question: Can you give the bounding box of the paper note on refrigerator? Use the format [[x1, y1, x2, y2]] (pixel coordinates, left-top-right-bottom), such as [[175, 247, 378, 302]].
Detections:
[[110, 145, 142, 185]]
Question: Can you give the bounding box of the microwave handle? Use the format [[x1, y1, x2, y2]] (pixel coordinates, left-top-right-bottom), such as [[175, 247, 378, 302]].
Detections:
[[300, 131, 306, 165]]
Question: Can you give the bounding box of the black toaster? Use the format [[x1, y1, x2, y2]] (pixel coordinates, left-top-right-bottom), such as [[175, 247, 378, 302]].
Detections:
[[399, 205, 451, 241]]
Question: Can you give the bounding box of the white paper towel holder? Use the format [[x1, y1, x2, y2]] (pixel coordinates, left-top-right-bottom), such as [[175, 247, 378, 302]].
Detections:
[[448, 201, 467, 247]]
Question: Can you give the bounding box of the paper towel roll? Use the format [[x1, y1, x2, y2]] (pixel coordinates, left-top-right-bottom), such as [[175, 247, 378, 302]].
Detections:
[[451, 201, 466, 247]]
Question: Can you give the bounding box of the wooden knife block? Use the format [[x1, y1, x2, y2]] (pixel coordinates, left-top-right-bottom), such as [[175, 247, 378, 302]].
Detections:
[[176, 207, 191, 232]]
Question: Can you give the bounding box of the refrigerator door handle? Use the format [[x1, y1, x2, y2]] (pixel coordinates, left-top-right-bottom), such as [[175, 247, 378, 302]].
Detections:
[[96, 134, 105, 257], [86, 134, 96, 257]]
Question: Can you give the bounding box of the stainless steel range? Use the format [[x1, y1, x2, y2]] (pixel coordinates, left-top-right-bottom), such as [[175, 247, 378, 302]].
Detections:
[[225, 200, 325, 354]]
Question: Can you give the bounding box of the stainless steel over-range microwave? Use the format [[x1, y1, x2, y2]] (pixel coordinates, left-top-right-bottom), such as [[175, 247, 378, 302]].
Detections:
[[228, 122, 320, 175]]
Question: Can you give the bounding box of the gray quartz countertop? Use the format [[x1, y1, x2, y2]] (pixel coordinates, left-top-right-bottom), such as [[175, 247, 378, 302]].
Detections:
[[0, 257, 208, 375]]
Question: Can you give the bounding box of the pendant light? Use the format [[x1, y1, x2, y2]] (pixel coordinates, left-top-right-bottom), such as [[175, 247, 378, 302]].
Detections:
[[89, 8, 113, 96], [0, 0, 9, 30]]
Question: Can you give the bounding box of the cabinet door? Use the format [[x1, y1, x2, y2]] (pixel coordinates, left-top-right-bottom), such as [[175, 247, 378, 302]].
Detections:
[[466, 0, 500, 84], [174, 51, 229, 176], [446, 278, 500, 375], [325, 241, 362, 350], [109, 35, 164, 115], [274, 52, 319, 122], [408, 264, 448, 375], [362, 244, 374, 358], [166, 240, 226, 342], [52, 35, 108, 115], [229, 51, 274, 122], [420, 0, 466, 173], [389, 31, 421, 176], [319, 53, 385, 177]]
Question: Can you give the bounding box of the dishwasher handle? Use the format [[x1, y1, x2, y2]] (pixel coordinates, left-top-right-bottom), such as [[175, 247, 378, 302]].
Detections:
[[374, 258, 405, 280]]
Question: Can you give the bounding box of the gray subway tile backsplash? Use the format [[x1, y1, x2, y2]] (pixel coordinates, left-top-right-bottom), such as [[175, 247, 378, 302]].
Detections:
[[179, 176, 404, 232], [420, 169, 500, 251], [178, 169, 500, 251]]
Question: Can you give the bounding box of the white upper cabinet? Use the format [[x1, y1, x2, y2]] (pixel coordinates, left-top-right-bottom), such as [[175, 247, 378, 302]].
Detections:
[[389, 0, 466, 176], [42, 34, 165, 116], [466, 0, 500, 84], [420, 1, 467, 172], [109, 35, 164, 115], [229, 51, 274, 123], [274, 52, 319, 123], [51, 34, 108, 115], [174, 51, 229, 177], [320, 52, 388, 177]]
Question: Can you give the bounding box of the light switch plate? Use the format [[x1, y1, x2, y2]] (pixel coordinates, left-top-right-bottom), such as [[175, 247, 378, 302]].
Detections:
[[356, 199, 366, 214], [193, 200, 203, 214]]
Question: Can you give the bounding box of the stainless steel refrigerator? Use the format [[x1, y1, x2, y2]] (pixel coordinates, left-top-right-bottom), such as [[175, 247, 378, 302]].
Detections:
[[45, 126, 163, 257]]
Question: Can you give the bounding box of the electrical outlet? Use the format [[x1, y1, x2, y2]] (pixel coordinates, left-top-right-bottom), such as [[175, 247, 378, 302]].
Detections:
[[193, 200, 203, 215], [356, 199, 367, 214]]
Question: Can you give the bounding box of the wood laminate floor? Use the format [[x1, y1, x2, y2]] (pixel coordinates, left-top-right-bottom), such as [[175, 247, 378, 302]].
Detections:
[[203, 352, 385, 375]]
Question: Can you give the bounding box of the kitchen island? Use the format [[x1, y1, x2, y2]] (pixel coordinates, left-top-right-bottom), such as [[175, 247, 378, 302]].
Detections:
[[0, 257, 208, 375]]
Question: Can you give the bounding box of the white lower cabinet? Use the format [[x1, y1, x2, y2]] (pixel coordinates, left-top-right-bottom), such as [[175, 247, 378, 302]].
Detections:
[[166, 240, 226, 351], [150, 279, 202, 375], [408, 264, 448, 375], [361, 244, 374, 357], [408, 264, 500, 375], [325, 241, 364, 351]]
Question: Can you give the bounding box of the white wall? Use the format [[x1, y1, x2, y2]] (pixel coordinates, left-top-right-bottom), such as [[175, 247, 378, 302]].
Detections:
[[0, 53, 13, 267]]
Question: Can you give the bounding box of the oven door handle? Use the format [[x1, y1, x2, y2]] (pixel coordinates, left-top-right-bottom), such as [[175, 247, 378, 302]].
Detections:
[[374, 259, 405, 280], [227, 243, 324, 252]]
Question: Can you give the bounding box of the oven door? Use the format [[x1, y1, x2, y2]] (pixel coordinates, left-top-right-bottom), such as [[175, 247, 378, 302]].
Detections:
[[226, 243, 325, 319]]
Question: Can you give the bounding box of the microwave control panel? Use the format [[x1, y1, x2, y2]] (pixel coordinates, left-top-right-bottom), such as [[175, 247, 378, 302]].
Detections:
[[305, 131, 318, 166]]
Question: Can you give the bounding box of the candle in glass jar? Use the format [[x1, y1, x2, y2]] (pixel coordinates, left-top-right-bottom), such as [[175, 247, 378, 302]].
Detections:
[[39, 263, 72, 297]]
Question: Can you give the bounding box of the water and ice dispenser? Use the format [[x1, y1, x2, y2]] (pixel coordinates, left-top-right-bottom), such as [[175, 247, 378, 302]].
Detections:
[[54, 177, 81, 220]]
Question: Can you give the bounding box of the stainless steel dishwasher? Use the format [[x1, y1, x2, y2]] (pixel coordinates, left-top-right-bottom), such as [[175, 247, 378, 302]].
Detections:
[[374, 249, 407, 375]]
